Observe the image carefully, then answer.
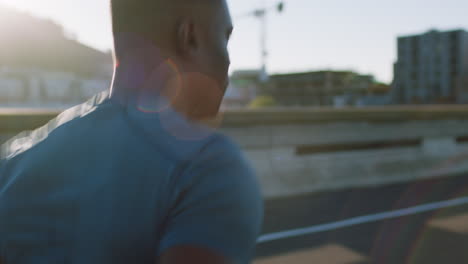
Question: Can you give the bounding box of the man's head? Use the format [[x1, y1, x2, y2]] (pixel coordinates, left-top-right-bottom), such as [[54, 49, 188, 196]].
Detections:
[[111, 0, 233, 119]]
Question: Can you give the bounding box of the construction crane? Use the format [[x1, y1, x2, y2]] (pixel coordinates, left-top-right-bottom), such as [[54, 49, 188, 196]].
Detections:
[[237, 1, 285, 83]]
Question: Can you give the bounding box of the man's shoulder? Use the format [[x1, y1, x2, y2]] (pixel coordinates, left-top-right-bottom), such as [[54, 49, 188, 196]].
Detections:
[[0, 91, 118, 161], [204, 134, 245, 161], [159, 133, 263, 264], [190, 133, 246, 166], [179, 132, 257, 188]]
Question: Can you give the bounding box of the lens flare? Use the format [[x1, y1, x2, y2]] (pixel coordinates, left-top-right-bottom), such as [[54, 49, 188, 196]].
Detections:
[[136, 59, 181, 114], [158, 72, 226, 141], [366, 153, 468, 264], [406, 184, 468, 264]]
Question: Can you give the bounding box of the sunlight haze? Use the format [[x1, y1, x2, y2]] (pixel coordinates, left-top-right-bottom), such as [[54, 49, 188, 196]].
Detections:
[[1, 0, 467, 83]]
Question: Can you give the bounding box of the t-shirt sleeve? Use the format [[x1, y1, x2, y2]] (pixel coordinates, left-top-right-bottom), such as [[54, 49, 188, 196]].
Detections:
[[156, 135, 264, 264]]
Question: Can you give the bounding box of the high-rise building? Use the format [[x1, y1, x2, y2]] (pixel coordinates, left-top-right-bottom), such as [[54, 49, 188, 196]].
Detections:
[[393, 29, 468, 104]]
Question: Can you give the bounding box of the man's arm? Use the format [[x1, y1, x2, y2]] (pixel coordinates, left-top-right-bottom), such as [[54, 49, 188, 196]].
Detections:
[[154, 135, 263, 264]]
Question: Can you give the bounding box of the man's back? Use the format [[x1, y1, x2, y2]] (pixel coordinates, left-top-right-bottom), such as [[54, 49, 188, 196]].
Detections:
[[0, 92, 263, 264]]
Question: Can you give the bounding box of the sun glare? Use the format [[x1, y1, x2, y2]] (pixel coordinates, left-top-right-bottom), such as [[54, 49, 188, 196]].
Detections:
[[0, 0, 62, 18]]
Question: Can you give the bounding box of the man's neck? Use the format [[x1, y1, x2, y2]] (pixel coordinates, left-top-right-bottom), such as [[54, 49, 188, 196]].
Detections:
[[110, 33, 169, 105], [109, 33, 222, 126]]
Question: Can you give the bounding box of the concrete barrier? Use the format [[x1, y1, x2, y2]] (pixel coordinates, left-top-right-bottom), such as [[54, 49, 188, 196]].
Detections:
[[3, 106, 468, 199], [221, 107, 468, 198]]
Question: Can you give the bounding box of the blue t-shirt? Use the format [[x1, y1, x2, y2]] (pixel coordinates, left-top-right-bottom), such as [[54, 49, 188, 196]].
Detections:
[[0, 91, 263, 264]]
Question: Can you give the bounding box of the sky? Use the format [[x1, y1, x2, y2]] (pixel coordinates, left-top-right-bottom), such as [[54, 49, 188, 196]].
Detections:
[[1, 0, 467, 83]]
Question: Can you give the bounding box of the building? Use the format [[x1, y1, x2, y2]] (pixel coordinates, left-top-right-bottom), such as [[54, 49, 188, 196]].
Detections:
[[393, 29, 468, 104], [221, 70, 260, 109], [0, 6, 113, 108], [261, 70, 377, 107], [355, 82, 392, 107]]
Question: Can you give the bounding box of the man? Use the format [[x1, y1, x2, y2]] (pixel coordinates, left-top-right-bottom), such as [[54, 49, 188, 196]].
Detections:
[[0, 0, 263, 263]]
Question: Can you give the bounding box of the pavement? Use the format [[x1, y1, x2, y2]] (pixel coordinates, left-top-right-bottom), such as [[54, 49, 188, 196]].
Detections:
[[254, 173, 468, 263]]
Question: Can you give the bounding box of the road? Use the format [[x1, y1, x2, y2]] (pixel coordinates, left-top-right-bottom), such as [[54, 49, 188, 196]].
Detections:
[[254, 173, 468, 263]]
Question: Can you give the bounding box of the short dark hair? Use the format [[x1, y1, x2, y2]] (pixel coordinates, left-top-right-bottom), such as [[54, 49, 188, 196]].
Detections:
[[111, 0, 160, 35], [111, 0, 219, 35]]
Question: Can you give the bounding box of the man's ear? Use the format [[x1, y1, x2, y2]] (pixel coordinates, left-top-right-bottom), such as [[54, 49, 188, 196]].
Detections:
[[176, 18, 198, 58]]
